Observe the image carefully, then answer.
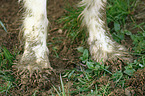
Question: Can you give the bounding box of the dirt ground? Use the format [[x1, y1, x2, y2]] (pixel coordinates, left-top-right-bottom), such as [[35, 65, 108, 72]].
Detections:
[[0, 0, 145, 95]]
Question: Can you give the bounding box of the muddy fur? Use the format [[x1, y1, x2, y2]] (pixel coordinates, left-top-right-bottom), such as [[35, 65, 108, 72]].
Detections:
[[79, 0, 132, 63]]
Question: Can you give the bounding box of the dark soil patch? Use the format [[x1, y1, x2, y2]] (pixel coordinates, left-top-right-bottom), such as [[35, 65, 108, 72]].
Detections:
[[110, 68, 145, 96], [0, 0, 20, 50]]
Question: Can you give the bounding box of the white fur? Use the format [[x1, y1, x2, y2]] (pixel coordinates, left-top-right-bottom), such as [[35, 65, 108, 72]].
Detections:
[[80, 0, 112, 51], [19, 0, 51, 70], [79, 0, 129, 62]]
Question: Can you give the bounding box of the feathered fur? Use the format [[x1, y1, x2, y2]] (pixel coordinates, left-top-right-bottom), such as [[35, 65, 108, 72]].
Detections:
[[79, 0, 132, 62]]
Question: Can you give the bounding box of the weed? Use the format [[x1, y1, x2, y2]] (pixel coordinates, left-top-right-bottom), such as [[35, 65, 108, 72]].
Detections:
[[125, 24, 145, 54]]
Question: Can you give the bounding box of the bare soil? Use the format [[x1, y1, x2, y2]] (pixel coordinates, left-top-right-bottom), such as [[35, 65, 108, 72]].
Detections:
[[0, 0, 144, 95]]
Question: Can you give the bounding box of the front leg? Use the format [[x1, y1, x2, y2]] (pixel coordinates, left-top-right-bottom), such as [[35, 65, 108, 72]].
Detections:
[[18, 0, 52, 72], [79, 0, 132, 63]]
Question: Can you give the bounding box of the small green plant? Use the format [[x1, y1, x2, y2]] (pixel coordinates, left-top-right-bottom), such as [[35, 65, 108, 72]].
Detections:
[[125, 25, 145, 54]]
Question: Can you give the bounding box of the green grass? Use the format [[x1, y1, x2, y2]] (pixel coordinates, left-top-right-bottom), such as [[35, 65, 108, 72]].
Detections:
[[58, 4, 86, 44], [0, 46, 15, 95], [52, 74, 69, 96], [107, 0, 137, 43], [0, 21, 12, 95]]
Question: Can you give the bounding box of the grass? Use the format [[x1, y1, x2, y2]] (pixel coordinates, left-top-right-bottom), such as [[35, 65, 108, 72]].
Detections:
[[0, 0, 145, 95], [106, 0, 137, 43], [58, 4, 86, 44], [0, 46, 15, 95], [61, 48, 112, 95], [52, 74, 68, 96]]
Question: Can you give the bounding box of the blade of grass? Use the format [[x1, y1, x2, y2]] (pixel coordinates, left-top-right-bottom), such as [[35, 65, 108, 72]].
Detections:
[[0, 20, 7, 33]]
